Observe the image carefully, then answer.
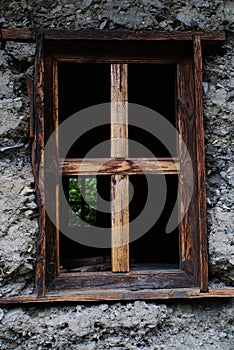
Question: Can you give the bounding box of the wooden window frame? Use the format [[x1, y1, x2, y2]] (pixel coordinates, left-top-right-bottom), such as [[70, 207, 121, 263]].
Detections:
[[1, 29, 234, 304]]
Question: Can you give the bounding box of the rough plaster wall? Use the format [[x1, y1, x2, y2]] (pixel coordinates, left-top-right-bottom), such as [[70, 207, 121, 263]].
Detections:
[[0, 0, 233, 349], [0, 301, 233, 350]]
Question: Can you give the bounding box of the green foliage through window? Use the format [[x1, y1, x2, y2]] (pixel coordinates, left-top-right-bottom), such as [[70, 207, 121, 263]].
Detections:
[[68, 177, 97, 226]]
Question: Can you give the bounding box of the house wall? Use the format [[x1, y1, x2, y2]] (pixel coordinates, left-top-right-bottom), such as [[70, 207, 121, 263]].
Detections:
[[0, 1, 233, 349]]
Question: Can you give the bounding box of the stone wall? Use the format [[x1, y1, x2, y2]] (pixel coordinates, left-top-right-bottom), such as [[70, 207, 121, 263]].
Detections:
[[0, 1, 233, 349]]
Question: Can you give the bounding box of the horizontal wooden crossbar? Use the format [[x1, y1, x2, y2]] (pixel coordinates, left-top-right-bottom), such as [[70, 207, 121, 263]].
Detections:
[[0, 28, 226, 43], [59, 158, 180, 176]]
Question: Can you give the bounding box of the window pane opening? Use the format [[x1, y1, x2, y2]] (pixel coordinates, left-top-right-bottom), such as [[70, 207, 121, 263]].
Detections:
[[58, 63, 111, 158], [128, 64, 177, 157], [59, 175, 111, 273], [129, 174, 179, 270]]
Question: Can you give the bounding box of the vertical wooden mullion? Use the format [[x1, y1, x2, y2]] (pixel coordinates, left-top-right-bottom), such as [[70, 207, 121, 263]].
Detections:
[[111, 64, 129, 272], [193, 35, 208, 292], [34, 33, 46, 297]]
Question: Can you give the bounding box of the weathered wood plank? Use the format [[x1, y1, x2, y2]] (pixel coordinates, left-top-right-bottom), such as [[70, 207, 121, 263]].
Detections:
[[1, 28, 35, 42], [111, 174, 129, 272], [43, 54, 59, 285], [0, 28, 225, 43], [59, 158, 180, 175], [37, 29, 225, 41], [0, 288, 233, 304], [45, 40, 191, 64], [53, 58, 60, 277], [34, 34, 46, 298], [193, 35, 208, 293], [177, 59, 199, 282], [50, 270, 194, 290], [52, 60, 60, 275], [111, 64, 129, 272], [111, 64, 128, 157]]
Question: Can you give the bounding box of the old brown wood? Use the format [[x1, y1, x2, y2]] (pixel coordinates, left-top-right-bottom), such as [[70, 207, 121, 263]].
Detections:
[[0, 28, 225, 43], [0, 288, 233, 304], [177, 59, 200, 284], [38, 29, 225, 42], [24, 30, 226, 302], [1, 28, 35, 42], [59, 158, 180, 175], [111, 64, 129, 272], [193, 35, 208, 292], [53, 58, 60, 277], [43, 53, 60, 285], [34, 34, 46, 298], [49, 269, 194, 290]]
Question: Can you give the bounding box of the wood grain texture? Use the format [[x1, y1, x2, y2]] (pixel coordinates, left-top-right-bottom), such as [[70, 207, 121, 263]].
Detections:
[[0, 288, 233, 304], [111, 64, 128, 157], [177, 59, 199, 283], [50, 270, 194, 290], [37, 29, 225, 41], [43, 54, 59, 285], [59, 158, 180, 175], [28, 30, 224, 300], [111, 174, 129, 272], [193, 35, 208, 292], [1, 28, 35, 42], [111, 64, 129, 272], [0, 28, 225, 43], [53, 59, 60, 277], [34, 34, 46, 298]]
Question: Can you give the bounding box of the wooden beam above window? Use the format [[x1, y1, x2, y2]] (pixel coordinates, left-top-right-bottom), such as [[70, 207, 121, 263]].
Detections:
[[0, 28, 226, 44]]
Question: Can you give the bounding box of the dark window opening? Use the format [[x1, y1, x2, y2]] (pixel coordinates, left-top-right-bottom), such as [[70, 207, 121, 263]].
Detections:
[[129, 175, 179, 268], [128, 64, 177, 157], [58, 63, 111, 158], [59, 175, 111, 272]]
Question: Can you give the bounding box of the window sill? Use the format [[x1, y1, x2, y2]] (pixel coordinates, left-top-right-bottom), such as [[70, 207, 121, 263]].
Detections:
[[48, 269, 195, 292], [0, 288, 233, 304]]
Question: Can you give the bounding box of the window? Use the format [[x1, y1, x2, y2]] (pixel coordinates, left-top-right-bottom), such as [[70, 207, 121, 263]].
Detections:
[[29, 30, 229, 301]]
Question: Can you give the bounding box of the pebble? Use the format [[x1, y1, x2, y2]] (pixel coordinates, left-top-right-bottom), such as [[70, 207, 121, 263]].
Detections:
[[99, 20, 107, 30], [202, 82, 209, 94], [81, 0, 93, 10], [20, 186, 34, 196], [4, 308, 22, 320], [24, 210, 34, 217], [26, 202, 37, 210]]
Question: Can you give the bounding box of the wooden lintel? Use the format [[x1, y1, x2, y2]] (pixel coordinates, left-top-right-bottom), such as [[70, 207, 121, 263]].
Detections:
[[38, 29, 225, 42], [0, 288, 233, 304], [0, 28, 225, 44], [1, 28, 35, 42], [59, 158, 180, 176]]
